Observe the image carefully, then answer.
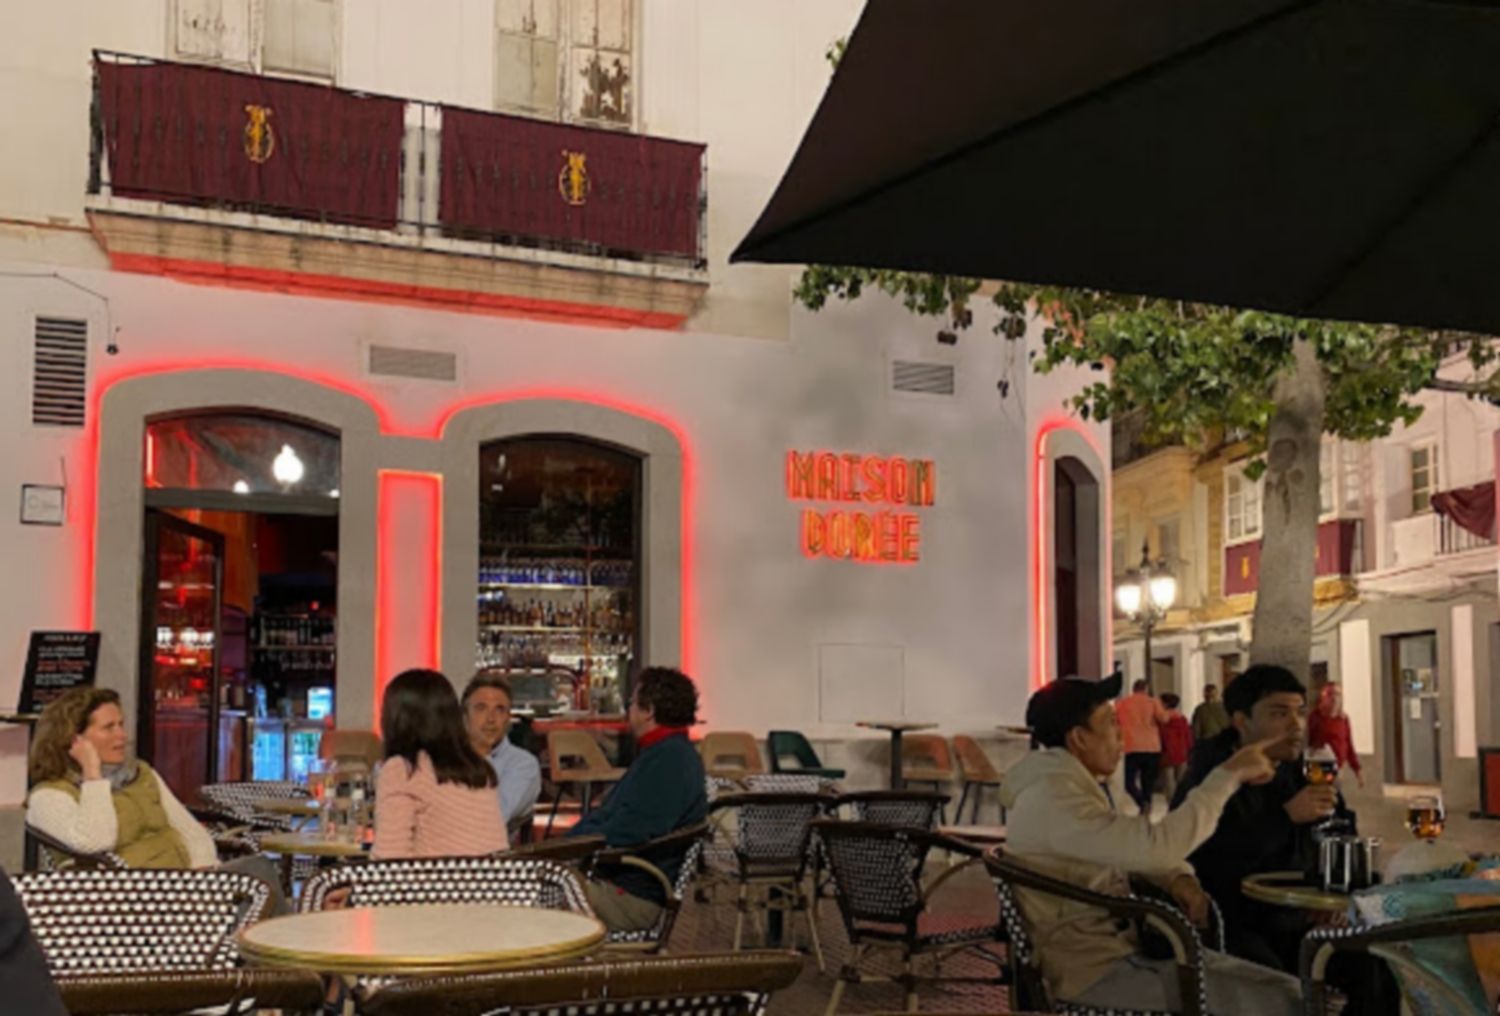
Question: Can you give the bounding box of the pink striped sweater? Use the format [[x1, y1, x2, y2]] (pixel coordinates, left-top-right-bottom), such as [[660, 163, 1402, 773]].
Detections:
[[373, 752, 509, 859]]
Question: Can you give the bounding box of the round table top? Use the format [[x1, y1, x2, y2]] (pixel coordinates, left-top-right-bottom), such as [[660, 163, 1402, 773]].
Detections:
[[256, 798, 321, 816], [238, 903, 606, 975], [938, 824, 1008, 845], [856, 721, 937, 733], [1241, 870, 1349, 913], [259, 831, 368, 858]]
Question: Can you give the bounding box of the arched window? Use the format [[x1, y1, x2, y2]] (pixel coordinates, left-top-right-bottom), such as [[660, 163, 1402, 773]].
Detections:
[[145, 411, 340, 498]]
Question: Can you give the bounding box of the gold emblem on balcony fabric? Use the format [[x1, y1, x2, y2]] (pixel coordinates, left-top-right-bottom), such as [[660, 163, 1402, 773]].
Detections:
[[558, 150, 589, 206], [243, 104, 276, 164]]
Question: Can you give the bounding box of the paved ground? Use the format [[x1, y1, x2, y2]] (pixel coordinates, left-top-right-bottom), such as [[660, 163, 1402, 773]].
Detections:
[[672, 791, 1499, 1015]]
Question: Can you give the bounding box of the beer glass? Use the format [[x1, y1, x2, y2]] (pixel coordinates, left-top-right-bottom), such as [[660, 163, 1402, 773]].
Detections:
[[1405, 793, 1446, 841]]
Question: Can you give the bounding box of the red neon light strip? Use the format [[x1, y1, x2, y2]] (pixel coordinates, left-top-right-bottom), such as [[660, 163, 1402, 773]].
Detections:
[[374, 471, 443, 727]]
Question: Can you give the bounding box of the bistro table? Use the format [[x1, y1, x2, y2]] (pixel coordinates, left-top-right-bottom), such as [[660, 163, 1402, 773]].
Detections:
[[1241, 870, 1349, 914], [937, 824, 1007, 848], [257, 798, 322, 827], [259, 831, 368, 892], [856, 720, 937, 790], [238, 903, 606, 977]]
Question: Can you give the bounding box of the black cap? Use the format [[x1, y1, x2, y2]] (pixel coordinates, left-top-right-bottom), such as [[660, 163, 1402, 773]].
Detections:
[[1025, 671, 1123, 748]]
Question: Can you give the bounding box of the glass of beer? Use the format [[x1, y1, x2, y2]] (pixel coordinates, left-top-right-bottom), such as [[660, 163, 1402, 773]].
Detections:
[[1303, 745, 1340, 786], [1406, 794, 1446, 841]]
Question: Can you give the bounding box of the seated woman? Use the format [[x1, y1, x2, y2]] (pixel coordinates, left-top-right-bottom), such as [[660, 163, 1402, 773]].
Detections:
[[26, 687, 286, 911], [374, 669, 509, 859]]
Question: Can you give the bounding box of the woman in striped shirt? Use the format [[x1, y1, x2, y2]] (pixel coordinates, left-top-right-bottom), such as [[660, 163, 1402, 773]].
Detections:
[[374, 669, 509, 858]]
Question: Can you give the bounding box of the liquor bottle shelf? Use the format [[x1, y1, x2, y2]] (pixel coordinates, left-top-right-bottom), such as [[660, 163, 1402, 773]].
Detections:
[[476, 582, 632, 592]]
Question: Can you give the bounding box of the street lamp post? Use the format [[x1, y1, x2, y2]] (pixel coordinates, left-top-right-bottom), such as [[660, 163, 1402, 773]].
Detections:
[[1114, 541, 1178, 692]]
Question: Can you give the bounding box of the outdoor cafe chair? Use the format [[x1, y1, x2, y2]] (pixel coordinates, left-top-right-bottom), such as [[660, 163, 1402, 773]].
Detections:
[[25, 823, 127, 872], [700, 730, 768, 780], [986, 850, 1208, 1016], [299, 854, 592, 914], [815, 820, 1005, 1015], [1301, 902, 1500, 1015], [580, 821, 710, 953], [543, 729, 626, 836], [768, 729, 847, 780], [198, 780, 318, 883], [705, 790, 831, 970], [13, 867, 322, 1015], [356, 950, 804, 1016], [838, 789, 950, 830], [900, 734, 956, 819], [953, 734, 1007, 825]]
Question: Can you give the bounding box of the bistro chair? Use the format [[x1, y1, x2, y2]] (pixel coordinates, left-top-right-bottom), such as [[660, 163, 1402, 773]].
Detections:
[[356, 950, 805, 1016], [706, 791, 830, 970], [319, 728, 383, 769], [953, 734, 1007, 825], [815, 820, 1005, 1016], [299, 854, 592, 914], [1301, 902, 1500, 1015], [986, 850, 1208, 1016], [581, 821, 711, 953], [838, 789, 950, 830], [543, 729, 626, 836], [768, 729, 847, 780], [198, 780, 317, 885], [14, 867, 322, 1015], [24, 823, 127, 872], [900, 734, 956, 818], [700, 731, 768, 780]]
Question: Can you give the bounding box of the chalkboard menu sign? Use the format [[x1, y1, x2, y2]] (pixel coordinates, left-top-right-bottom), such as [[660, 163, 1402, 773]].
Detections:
[[18, 632, 100, 714]]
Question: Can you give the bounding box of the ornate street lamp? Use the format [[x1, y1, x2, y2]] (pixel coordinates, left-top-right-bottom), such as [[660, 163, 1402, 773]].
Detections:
[[1115, 541, 1177, 691]]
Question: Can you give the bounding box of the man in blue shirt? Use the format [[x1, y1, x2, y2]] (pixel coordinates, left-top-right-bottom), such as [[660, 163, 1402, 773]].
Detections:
[[462, 672, 542, 834]]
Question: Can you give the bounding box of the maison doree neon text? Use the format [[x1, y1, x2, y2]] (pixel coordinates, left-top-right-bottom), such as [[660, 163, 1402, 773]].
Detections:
[[784, 451, 935, 563]]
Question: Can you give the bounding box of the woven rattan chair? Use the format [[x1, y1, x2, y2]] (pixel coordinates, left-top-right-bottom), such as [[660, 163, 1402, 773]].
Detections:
[[25, 824, 128, 872], [953, 734, 1006, 824], [699, 731, 769, 780], [816, 821, 1005, 1015], [838, 789, 950, 830], [198, 780, 317, 885], [356, 950, 804, 1016], [707, 791, 831, 970], [986, 850, 1208, 1016], [580, 822, 710, 953], [14, 866, 319, 1015], [299, 854, 592, 913], [1301, 903, 1500, 1015]]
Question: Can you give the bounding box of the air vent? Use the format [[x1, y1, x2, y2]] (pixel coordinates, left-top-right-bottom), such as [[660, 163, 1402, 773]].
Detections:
[[892, 359, 955, 396], [32, 317, 87, 427], [368, 344, 458, 382]]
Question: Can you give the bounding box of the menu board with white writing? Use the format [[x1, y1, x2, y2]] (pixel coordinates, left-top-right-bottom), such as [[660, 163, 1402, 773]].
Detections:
[[18, 632, 100, 714]]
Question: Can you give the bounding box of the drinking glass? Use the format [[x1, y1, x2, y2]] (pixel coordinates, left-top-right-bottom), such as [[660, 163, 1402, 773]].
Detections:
[[1405, 793, 1446, 841], [1303, 745, 1340, 786]]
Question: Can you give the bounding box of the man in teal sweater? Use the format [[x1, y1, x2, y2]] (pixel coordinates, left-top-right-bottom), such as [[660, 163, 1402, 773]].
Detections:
[[570, 666, 708, 931]]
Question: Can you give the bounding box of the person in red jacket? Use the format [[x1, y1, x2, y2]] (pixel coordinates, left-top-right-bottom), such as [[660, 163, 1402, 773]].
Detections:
[[1308, 682, 1364, 788], [1159, 692, 1194, 802]]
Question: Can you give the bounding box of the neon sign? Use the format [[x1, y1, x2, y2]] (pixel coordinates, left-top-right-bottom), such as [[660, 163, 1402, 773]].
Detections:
[[785, 451, 935, 563]]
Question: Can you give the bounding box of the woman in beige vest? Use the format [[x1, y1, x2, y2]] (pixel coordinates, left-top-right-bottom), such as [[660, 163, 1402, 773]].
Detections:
[[27, 688, 217, 868]]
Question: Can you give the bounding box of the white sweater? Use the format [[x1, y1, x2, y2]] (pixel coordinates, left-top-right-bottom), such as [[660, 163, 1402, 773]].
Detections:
[[27, 771, 219, 868]]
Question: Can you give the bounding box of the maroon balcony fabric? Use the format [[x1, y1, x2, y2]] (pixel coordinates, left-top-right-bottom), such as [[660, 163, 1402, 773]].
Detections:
[[1432, 481, 1496, 541], [95, 58, 403, 229], [439, 106, 704, 260]]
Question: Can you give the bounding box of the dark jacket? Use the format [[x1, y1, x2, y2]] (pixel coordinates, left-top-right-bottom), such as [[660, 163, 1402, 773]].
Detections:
[[1171, 729, 1354, 971], [0, 866, 66, 1016], [570, 731, 707, 905]]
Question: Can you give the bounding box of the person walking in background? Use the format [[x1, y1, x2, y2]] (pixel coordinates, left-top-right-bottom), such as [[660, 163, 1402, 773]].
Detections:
[[1307, 683, 1363, 788], [1192, 683, 1231, 741], [375, 668, 509, 859], [1159, 692, 1194, 802], [1116, 678, 1167, 815]]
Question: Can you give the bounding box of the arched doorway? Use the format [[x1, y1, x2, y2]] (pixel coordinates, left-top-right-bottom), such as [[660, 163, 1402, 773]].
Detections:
[[140, 410, 340, 799], [1054, 456, 1103, 679]]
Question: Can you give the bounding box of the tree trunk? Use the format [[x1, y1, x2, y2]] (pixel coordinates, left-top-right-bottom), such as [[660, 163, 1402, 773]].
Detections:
[[1248, 337, 1326, 682]]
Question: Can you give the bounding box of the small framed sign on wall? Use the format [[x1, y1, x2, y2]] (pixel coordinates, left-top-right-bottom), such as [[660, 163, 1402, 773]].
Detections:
[[20, 484, 65, 526]]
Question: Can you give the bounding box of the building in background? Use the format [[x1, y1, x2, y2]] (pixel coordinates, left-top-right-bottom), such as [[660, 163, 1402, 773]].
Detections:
[[0, 1, 1109, 856], [1111, 359, 1500, 811]]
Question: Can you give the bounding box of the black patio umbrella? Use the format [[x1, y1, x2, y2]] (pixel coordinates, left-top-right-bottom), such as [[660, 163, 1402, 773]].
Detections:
[[733, 0, 1500, 334]]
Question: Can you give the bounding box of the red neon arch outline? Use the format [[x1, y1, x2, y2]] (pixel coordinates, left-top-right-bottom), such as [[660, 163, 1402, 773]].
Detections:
[[1032, 417, 1110, 690]]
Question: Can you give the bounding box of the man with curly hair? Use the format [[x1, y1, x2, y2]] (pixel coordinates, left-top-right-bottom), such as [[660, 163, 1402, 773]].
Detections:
[[569, 666, 707, 931]]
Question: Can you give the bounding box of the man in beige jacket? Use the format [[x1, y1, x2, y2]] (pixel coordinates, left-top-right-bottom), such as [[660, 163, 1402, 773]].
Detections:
[[1001, 673, 1302, 1015]]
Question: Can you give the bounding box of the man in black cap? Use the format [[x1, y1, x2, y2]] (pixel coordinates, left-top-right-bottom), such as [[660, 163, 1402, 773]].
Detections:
[[1000, 673, 1302, 1015]]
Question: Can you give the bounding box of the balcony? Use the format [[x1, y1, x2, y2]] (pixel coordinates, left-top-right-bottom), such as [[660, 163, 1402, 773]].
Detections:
[[1223, 518, 1362, 596], [1390, 511, 1496, 568], [84, 52, 708, 327]]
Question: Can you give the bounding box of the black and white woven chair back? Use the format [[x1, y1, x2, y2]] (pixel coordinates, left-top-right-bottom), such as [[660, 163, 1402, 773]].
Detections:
[[199, 780, 307, 830], [744, 773, 830, 795], [821, 827, 923, 925], [300, 855, 591, 914], [851, 795, 940, 829], [15, 868, 270, 975], [509, 991, 771, 1016], [605, 837, 709, 946], [737, 800, 820, 867]]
